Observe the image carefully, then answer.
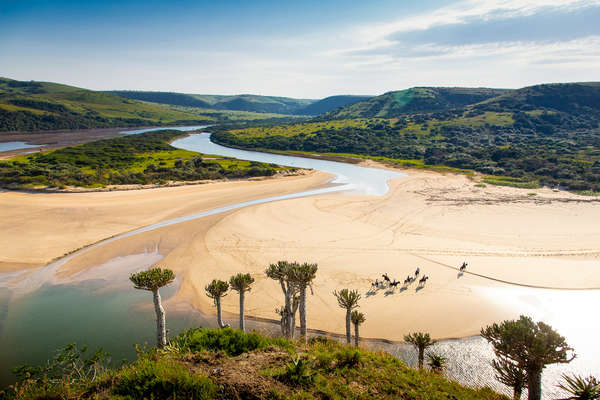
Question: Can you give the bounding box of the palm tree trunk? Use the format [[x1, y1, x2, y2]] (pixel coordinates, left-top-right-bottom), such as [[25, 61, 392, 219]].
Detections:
[[239, 290, 246, 332], [527, 370, 542, 400], [345, 309, 351, 344], [216, 296, 226, 328], [354, 323, 359, 347], [418, 347, 424, 369], [513, 385, 522, 400], [282, 282, 293, 339], [152, 288, 166, 348], [299, 286, 307, 342]]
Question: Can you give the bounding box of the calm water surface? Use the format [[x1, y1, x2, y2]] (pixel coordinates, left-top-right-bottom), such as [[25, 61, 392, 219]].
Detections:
[[0, 142, 42, 152]]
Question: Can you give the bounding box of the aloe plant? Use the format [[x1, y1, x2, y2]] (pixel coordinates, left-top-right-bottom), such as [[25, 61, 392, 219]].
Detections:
[[557, 374, 600, 400]]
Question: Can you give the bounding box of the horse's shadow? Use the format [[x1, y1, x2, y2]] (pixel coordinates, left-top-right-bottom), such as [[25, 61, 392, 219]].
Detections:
[[457, 272, 464, 279], [384, 289, 395, 296], [415, 285, 425, 292]]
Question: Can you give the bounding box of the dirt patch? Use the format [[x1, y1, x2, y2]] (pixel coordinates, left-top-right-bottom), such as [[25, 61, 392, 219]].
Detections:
[[183, 347, 292, 399]]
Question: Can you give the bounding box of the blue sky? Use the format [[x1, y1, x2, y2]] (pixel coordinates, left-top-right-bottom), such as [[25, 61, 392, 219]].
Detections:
[[1, 0, 599, 98]]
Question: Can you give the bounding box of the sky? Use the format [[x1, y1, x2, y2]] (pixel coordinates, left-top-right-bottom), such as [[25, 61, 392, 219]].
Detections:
[[1, 0, 599, 98]]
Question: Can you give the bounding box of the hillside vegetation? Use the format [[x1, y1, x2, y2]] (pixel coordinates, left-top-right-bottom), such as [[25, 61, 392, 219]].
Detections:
[[322, 87, 508, 119], [0, 78, 209, 132], [0, 130, 283, 189], [213, 83, 600, 192], [109, 91, 372, 115], [1, 328, 508, 400]]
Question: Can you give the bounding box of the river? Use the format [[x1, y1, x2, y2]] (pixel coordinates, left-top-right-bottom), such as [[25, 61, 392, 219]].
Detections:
[[0, 127, 598, 398]]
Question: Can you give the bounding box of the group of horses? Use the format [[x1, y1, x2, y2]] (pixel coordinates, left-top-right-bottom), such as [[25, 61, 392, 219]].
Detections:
[[371, 262, 469, 291], [372, 268, 429, 290]]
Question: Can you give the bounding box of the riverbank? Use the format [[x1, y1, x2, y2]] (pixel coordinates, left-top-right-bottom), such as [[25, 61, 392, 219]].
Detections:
[[0, 170, 332, 272], [12, 164, 596, 341]]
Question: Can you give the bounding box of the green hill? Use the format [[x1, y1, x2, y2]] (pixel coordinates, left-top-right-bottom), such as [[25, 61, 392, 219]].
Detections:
[[322, 87, 508, 119], [2, 328, 508, 400], [0, 78, 208, 132], [109, 91, 315, 115], [296, 95, 372, 115], [212, 82, 600, 193]]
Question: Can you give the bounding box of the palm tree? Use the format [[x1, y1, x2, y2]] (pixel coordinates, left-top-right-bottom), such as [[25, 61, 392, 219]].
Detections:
[[266, 261, 298, 339], [205, 279, 230, 329], [350, 311, 366, 347], [130, 266, 175, 348], [427, 352, 448, 375], [557, 374, 600, 400], [229, 273, 255, 332], [492, 357, 528, 400], [333, 288, 361, 344], [404, 331, 436, 369], [290, 262, 318, 343]]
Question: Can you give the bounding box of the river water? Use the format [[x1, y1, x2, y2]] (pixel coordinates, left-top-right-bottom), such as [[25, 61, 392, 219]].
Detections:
[[0, 127, 598, 398]]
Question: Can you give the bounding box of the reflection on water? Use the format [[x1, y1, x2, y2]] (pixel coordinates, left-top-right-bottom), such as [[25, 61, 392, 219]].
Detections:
[[171, 132, 405, 196], [0, 141, 43, 152]]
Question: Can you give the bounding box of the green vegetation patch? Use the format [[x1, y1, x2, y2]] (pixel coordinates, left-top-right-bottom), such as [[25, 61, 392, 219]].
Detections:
[[2, 329, 508, 400], [0, 130, 283, 188], [172, 327, 293, 356]]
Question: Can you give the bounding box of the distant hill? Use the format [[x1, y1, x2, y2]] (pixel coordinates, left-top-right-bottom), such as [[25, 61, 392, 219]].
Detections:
[[322, 87, 509, 119], [108, 91, 315, 115], [109, 91, 213, 109], [295, 95, 372, 115], [0, 78, 207, 132], [213, 82, 600, 193], [473, 82, 600, 114]]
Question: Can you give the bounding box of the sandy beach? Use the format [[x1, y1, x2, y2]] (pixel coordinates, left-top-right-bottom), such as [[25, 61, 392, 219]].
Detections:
[[2, 165, 600, 341]]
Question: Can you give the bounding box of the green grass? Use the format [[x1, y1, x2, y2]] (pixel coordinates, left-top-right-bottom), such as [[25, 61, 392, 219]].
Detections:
[[2, 329, 509, 400], [483, 176, 540, 189], [0, 130, 285, 188]]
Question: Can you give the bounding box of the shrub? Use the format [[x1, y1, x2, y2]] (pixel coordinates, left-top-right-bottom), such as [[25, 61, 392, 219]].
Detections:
[[111, 358, 217, 400], [334, 348, 362, 368], [277, 356, 315, 387], [172, 327, 291, 356]]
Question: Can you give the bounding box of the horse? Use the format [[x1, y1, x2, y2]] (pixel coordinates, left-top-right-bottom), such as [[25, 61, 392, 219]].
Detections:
[[460, 262, 468, 272], [419, 275, 429, 284], [390, 280, 400, 288], [382, 273, 391, 283]]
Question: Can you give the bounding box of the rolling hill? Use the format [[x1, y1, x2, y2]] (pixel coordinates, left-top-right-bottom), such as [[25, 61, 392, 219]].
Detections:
[[108, 91, 372, 115], [108, 91, 315, 115], [322, 87, 509, 119], [0, 78, 208, 132], [212, 82, 600, 192], [295, 95, 372, 115]]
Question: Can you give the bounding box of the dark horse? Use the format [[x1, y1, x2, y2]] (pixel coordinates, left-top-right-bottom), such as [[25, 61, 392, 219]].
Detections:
[[460, 262, 468, 272], [382, 273, 391, 283], [419, 275, 429, 284]]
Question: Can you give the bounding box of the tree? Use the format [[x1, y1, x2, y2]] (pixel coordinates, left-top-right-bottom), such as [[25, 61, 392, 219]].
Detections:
[[427, 352, 448, 375], [492, 357, 528, 400], [205, 279, 230, 329], [333, 289, 361, 344], [350, 311, 365, 347], [229, 273, 255, 332], [404, 332, 436, 369], [266, 261, 299, 339], [557, 374, 600, 400], [481, 315, 575, 400], [289, 262, 318, 343], [129, 267, 175, 348]]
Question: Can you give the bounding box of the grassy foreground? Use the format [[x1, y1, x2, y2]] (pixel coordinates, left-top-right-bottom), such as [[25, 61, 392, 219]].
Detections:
[[0, 130, 285, 189], [1, 328, 508, 400]]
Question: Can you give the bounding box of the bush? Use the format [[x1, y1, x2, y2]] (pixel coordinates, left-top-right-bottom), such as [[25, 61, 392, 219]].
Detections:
[[172, 327, 292, 356], [334, 348, 362, 368], [277, 356, 315, 387], [111, 358, 217, 400]]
